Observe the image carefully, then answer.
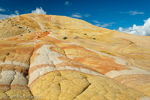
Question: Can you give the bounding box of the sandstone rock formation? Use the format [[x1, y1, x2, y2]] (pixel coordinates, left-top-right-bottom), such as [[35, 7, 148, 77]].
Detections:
[[0, 13, 150, 100]]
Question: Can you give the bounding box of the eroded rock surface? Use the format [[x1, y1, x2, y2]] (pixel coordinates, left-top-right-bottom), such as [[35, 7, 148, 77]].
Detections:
[[0, 13, 150, 100]]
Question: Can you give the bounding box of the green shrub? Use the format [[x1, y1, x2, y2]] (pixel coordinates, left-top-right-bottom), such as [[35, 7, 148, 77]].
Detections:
[[63, 37, 67, 39]]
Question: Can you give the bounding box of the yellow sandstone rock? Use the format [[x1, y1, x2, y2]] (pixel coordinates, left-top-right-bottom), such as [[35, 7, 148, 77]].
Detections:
[[0, 13, 150, 100]]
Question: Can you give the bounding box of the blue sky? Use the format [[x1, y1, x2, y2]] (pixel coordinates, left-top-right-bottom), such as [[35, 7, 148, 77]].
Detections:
[[0, 0, 150, 35]]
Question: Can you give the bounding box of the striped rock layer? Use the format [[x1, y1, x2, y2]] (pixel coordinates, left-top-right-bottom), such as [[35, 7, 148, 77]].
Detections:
[[0, 13, 150, 100]]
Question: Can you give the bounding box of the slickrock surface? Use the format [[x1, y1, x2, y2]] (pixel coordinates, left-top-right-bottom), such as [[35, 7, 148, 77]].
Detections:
[[0, 13, 150, 100]]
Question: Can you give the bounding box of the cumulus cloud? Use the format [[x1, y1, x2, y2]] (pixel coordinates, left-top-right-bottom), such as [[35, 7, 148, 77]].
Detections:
[[0, 8, 5, 12], [118, 18, 150, 36], [71, 13, 82, 18], [120, 11, 144, 15], [93, 20, 115, 27], [0, 10, 19, 20], [31, 7, 46, 14], [64, 1, 71, 6]]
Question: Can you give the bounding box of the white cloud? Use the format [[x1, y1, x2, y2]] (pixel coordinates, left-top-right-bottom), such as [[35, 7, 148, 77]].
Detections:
[[0, 10, 19, 20], [65, 1, 71, 5], [15, 10, 19, 15], [84, 13, 90, 17], [120, 11, 144, 15], [71, 13, 91, 18], [93, 20, 115, 27], [93, 20, 100, 23], [31, 7, 46, 14], [96, 22, 115, 27], [0, 15, 11, 20], [71, 13, 82, 18], [0, 7, 46, 20], [118, 18, 150, 36], [0, 8, 5, 12], [129, 11, 144, 15]]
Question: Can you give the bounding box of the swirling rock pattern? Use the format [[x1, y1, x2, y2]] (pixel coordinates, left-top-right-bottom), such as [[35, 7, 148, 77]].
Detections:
[[0, 13, 150, 100]]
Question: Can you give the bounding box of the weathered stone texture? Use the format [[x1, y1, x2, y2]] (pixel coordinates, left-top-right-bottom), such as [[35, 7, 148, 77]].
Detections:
[[0, 13, 150, 100]]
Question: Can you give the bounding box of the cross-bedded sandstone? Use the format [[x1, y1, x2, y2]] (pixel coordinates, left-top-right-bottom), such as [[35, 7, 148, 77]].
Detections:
[[0, 13, 150, 100]]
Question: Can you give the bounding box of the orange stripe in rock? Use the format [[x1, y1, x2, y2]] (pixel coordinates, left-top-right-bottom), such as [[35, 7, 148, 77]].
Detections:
[[29, 64, 55, 74], [0, 64, 28, 75], [11, 84, 30, 90]]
